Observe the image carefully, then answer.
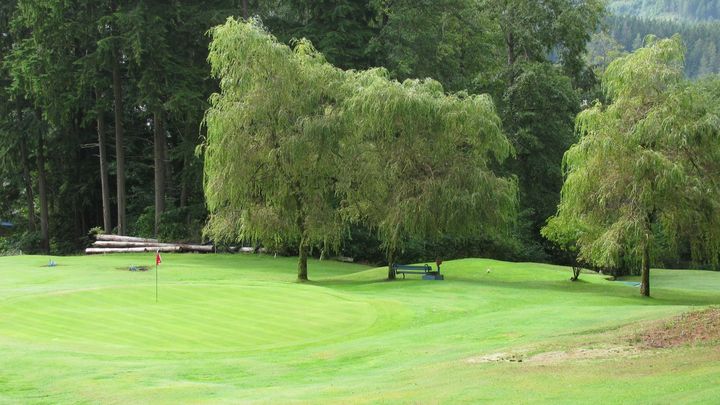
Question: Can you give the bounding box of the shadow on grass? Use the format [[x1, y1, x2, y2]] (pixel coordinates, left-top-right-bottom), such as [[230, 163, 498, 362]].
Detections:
[[290, 264, 720, 307], [302, 278, 390, 288], [393, 275, 720, 307]]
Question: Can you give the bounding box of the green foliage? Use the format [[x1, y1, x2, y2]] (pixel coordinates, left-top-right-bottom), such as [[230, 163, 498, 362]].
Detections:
[[502, 62, 580, 258], [1, 0, 718, 294], [134, 204, 206, 242], [339, 225, 384, 263], [369, 0, 503, 93], [482, 0, 605, 82], [0, 0, 230, 253], [607, 15, 720, 78], [204, 18, 349, 278], [338, 69, 517, 269], [204, 19, 516, 277], [544, 36, 720, 292], [609, 0, 720, 22], [641, 76, 720, 266], [263, 0, 379, 70], [585, 31, 628, 74], [475, 0, 605, 262], [0, 230, 40, 255], [1, 0, 606, 263]]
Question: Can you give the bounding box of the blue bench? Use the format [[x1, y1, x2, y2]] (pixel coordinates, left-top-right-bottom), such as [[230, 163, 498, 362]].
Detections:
[[392, 263, 444, 280]]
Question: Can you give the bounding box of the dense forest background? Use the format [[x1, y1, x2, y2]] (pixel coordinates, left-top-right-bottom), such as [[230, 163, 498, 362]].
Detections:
[[602, 0, 720, 77], [609, 0, 720, 21], [1, 0, 718, 273]]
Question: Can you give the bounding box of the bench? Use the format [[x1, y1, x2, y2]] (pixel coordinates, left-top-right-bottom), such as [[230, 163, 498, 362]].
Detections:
[[392, 263, 444, 280]]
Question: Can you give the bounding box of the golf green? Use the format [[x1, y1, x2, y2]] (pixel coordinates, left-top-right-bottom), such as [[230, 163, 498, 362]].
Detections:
[[0, 283, 380, 353]]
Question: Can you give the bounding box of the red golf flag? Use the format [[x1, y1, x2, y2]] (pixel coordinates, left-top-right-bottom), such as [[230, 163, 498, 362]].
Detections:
[[156, 251, 162, 265]]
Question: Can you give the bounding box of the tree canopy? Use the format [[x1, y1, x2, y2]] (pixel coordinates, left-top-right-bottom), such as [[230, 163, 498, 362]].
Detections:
[[544, 35, 720, 296], [203, 19, 517, 280], [204, 18, 348, 280], [338, 70, 517, 279]]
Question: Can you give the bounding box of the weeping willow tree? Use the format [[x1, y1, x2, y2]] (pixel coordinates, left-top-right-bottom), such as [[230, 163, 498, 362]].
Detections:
[[204, 18, 348, 281], [543, 35, 720, 296], [204, 18, 517, 281], [338, 71, 517, 279]]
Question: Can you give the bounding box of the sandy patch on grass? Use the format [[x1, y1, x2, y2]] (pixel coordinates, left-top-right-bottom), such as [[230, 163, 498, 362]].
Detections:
[[465, 346, 637, 364], [634, 307, 720, 349], [526, 346, 639, 363], [465, 352, 525, 364]]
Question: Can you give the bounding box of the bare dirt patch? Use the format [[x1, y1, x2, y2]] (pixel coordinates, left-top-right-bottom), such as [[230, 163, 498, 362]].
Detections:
[[634, 307, 720, 349], [464, 346, 638, 364], [526, 347, 638, 364], [465, 352, 525, 364]]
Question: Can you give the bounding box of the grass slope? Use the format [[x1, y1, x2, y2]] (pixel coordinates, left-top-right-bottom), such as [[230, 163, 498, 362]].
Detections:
[[0, 254, 718, 404]]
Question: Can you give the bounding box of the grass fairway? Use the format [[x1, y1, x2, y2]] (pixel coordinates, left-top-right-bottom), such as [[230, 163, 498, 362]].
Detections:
[[0, 254, 719, 404]]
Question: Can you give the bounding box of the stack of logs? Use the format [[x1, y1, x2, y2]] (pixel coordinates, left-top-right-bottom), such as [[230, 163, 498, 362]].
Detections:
[[85, 234, 214, 254]]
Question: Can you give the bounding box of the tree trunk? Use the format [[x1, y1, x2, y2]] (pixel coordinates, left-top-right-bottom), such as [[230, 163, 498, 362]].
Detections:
[[297, 234, 308, 281], [571, 266, 581, 281], [37, 129, 50, 253], [387, 247, 396, 280], [506, 31, 516, 66], [154, 109, 166, 237], [640, 233, 651, 297], [242, 0, 248, 19], [179, 167, 188, 208], [70, 118, 82, 239], [319, 238, 327, 261], [96, 90, 112, 233], [179, 121, 193, 209], [80, 210, 87, 237], [112, 50, 126, 235], [294, 193, 309, 281], [18, 134, 36, 233]]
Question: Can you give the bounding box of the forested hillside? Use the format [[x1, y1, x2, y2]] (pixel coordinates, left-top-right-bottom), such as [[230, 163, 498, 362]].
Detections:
[[607, 16, 720, 77], [599, 1, 720, 78], [609, 0, 720, 21]]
